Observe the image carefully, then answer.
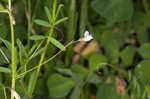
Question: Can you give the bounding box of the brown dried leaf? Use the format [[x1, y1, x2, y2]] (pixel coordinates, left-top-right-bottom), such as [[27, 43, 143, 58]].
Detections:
[[113, 28, 119, 34], [73, 41, 86, 53], [115, 77, 126, 95], [81, 40, 99, 56], [72, 54, 80, 64], [105, 77, 111, 84], [90, 95, 96, 99], [10, 88, 21, 99]]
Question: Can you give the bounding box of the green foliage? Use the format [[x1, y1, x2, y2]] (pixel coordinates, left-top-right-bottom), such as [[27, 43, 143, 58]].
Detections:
[[71, 64, 88, 81], [86, 72, 101, 84], [96, 76, 129, 99], [44, 6, 52, 24], [91, 0, 133, 23], [135, 60, 150, 84], [34, 19, 50, 27], [29, 35, 46, 40], [0, 67, 11, 73], [0, 0, 150, 98], [100, 32, 119, 64], [120, 46, 135, 67], [70, 84, 81, 99], [47, 73, 75, 98], [138, 43, 150, 58], [89, 53, 107, 71], [49, 37, 66, 51]]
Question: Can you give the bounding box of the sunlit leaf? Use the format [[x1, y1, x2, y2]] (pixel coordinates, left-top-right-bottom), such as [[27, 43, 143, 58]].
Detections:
[[0, 67, 11, 73], [54, 17, 68, 26], [49, 37, 66, 51], [29, 35, 45, 40], [44, 6, 52, 23], [56, 4, 64, 18], [34, 19, 50, 27]]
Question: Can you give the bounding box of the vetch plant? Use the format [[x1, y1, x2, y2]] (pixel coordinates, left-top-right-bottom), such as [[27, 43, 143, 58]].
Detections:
[[0, 0, 17, 99], [0, 0, 149, 98]]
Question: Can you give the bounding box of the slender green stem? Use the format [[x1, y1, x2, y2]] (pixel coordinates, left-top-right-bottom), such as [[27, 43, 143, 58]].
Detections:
[[52, 0, 57, 22], [8, 3, 17, 99], [3, 87, 7, 99], [16, 40, 75, 79], [26, 0, 39, 49], [9, 12, 16, 88], [80, 0, 88, 37], [27, 0, 58, 98], [28, 28, 54, 98], [0, 48, 10, 63], [65, 0, 77, 66], [8, 0, 11, 10], [17, 40, 44, 73], [31, 0, 40, 22], [143, 0, 150, 22], [27, 2, 32, 49], [143, 0, 150, 15]]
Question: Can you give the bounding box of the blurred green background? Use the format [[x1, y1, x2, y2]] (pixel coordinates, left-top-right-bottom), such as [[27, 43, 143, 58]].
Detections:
[[0, 0, 150, 99]]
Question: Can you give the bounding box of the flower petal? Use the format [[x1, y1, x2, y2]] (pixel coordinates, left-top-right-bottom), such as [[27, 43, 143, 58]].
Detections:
[[84, 31, 89, 37]]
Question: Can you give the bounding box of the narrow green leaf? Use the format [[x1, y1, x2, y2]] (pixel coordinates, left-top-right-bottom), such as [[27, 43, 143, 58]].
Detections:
[[32, 48, 45, 58], [0, 67, 11, 73], [28, 71, 36, 94], [55, 68, 73, 76], [49, 37, 66, 51], [44, 6, 52, 23], [0, 48, 9, 63], [0, 37, 11, 52], [34, 19, 50, 27], [28, 43, 39, 56], [54, 17, 68, 26], [29, 35, 45, 40], [56, 4, 64, 18], [16, 39, 27, 64]]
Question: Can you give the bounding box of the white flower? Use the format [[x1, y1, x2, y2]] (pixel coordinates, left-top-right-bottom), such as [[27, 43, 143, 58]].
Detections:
[[80, 31, 93, 42]]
